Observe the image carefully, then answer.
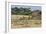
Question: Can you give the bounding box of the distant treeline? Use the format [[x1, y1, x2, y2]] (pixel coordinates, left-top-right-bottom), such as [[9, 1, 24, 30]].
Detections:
[[11, 7, 41, 15]]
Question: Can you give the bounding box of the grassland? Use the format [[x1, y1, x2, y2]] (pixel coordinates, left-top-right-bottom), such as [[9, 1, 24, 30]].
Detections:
[[11, 15, 41, 28]]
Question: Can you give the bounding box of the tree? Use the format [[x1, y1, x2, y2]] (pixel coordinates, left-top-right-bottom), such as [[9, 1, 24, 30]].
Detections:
[[11, 7, 32, 15]]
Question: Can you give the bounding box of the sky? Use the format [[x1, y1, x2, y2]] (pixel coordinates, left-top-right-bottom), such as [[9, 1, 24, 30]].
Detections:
[[11, 5, 41, 11]]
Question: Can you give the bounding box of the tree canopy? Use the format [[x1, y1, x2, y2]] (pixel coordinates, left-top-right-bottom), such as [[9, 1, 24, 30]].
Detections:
[[11, 7, 32, 15], [11, 7, 41, 16]]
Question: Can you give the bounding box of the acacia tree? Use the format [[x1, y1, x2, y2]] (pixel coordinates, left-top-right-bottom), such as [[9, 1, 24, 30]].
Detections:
[[11, 7, 32, 15]]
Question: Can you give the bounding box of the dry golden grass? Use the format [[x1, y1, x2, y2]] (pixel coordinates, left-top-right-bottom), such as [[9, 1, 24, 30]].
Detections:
[[11, 15, 41, 28]]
